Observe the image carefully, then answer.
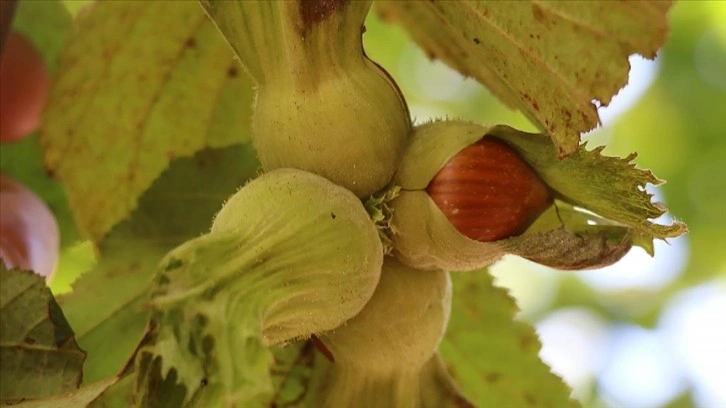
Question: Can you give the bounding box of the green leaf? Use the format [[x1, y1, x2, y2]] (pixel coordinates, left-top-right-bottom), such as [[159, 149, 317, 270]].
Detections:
[[41, 1, 255, 242], [441, 270, 578, 408], [11, 0, 72, 74], [57, 144, 260, 385], [88, 374, 135, 408], [11, 376, 119, 408], [0, 264, 85, 402], [376, 1, 672, 156]]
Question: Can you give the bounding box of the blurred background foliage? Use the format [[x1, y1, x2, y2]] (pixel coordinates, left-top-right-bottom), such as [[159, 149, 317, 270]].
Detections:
[[364, 2, 725, 408], [49, 1, 724, 408]]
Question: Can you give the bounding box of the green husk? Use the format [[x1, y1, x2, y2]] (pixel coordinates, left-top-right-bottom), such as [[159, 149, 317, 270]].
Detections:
[[391, 191, 632, 271], [200, 0, 411, 197], [488, 124, 686, 254], [133, 169, 383, 407], [391, 120, 686, 271], [308, 257, 470, 408]]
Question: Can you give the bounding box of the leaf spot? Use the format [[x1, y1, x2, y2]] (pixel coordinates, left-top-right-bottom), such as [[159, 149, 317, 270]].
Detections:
[[164, 258, 184, 271], [531, 3, 546, 24], [519, 332, 535, 351], [299, 0, 346, 36], [486, 372, 501, 383], [226, 65, 238, 78]]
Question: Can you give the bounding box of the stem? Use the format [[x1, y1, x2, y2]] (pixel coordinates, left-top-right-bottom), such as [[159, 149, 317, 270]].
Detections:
[[200, 0, 371, 89]]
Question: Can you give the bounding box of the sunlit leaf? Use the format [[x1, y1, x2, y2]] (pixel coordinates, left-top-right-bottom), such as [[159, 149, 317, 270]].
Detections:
[[11, 376, 119, 408], [376, 0, 672, 156], [57, 144, 260, 385], [0, 264, 85, 402], [41, 1, 255, 242], [441, 270, 578, 407], [88, 374, 134, 408]]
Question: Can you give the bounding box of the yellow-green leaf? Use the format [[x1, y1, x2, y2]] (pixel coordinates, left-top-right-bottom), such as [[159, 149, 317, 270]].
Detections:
[[441, 270, 578, 408], [376, 0, 672, 156], [41, 1, 254, 242], [0, 264, 85, 402], [11, 376, 119, 408]]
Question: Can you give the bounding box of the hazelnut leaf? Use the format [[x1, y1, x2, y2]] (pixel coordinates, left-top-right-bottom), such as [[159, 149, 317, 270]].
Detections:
[[441, 269, 579, 407], [490, 125, 687, 255], [0, 264, 85, 402], [6, 376, 120, 408], [376, 1, 672, 157], [40, 1, 254, 242]]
